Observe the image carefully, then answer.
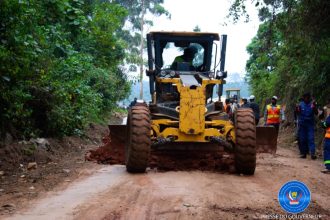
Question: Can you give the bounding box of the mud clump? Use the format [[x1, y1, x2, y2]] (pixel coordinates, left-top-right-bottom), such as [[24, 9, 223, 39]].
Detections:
[[85, 136, 125, 165], [86, 136, 236, 172]]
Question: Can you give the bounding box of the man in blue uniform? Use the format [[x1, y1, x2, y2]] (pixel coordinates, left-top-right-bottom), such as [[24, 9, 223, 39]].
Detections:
[[297, 93, 318, 159], [321, 114, 330, 173]]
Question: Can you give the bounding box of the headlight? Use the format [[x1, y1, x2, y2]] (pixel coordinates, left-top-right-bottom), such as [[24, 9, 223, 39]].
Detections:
[[216, 70, 227, 79], [216, 70, 223, 78], [160, 70, 167, 77], [170, 71, 176, 77]]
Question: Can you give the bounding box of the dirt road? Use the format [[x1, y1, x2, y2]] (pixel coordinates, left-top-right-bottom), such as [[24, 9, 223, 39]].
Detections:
[[4, 140, 330, 220]]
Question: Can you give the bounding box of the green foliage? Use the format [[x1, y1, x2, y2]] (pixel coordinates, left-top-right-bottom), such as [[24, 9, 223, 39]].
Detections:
[[0, 0, 130, 138], [113, 0, 170, 76], [232, 0, 330, 120], [193, 26, 201, 32]]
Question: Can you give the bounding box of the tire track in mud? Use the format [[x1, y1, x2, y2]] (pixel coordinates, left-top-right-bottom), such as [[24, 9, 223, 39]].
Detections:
[[4, 166, 127, 220], [5, 141, 330, 220]]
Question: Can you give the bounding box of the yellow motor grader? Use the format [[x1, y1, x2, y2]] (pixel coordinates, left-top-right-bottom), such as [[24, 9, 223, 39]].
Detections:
[[110, 32, 277, 174]]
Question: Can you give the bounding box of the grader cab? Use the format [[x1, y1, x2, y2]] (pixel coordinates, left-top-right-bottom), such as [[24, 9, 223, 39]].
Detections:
[[110, 32, 277, 174], [226, 88, 240, 101]]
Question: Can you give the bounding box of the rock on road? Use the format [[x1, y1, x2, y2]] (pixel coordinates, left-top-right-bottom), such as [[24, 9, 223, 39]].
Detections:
[[5, 147, 330, 220]]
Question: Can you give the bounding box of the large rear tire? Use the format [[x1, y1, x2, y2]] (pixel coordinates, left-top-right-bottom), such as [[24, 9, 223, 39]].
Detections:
[[125, 105, 151, 173], [234, 108, 256, 175]]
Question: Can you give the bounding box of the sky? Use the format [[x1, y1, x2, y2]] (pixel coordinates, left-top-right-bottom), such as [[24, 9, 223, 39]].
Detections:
[[147, 0, 260, 81]]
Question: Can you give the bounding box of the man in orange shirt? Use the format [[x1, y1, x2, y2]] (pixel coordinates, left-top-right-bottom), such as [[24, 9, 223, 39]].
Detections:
[[264, 96, 285, 133]]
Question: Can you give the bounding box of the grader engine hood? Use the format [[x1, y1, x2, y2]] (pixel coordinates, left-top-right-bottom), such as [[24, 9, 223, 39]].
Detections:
[[152, 74, 231, 143], [179, 75, 205, 135]]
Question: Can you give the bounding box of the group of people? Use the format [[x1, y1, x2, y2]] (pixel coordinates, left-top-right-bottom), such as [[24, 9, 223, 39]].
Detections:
[[224, 95, 260, 125], [224, 93, 330, 174], [228, 95, 283, 131], [294, 94, 330, 173], [263, 93, 330, 173]]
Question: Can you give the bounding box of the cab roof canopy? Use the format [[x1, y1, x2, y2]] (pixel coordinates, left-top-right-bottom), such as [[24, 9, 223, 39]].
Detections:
[[149, 31, 220, 41]]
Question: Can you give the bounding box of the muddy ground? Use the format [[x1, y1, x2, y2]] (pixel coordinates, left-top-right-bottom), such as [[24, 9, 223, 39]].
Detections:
[[0, 124, 109, 215], [1, 126, 330, 220]]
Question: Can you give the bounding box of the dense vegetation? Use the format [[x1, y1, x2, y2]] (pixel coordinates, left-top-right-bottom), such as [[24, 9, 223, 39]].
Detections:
[[3, 0, 327, 139], [0, 0, 133, 138], [0, 0, 168, 139], [230, 0, 330, 119]]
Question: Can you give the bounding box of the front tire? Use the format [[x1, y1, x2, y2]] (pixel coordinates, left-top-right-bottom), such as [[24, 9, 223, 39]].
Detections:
[[234, 108, 257, 175], [125, 105, 151, 173]]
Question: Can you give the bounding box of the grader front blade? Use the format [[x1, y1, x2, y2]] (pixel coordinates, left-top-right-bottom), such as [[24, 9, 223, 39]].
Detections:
[[108, 117, 127, 143], [256, 126, 278, 154]]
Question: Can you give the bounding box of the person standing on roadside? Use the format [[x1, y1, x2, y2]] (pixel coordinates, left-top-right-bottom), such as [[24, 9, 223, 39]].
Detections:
[[240, 97, 249, 108], [129, 97, 137, 107], [231, 98, 239, 120], [264, 96, 285, 133], [297, 92, 318, 159], [321, 114, 330, 173], [224, 99, 232, 118], [249, 95, 260, 125]]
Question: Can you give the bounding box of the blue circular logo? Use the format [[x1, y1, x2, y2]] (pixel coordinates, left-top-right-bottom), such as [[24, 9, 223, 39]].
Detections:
[[278, 180, 311, 214]]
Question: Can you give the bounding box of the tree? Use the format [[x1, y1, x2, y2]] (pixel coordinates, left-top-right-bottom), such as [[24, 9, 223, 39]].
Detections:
[[230, 0, 330, 120], [113, 0, 170, 99], [0, 0, 130, 138], [193, 25, 201, 32]]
